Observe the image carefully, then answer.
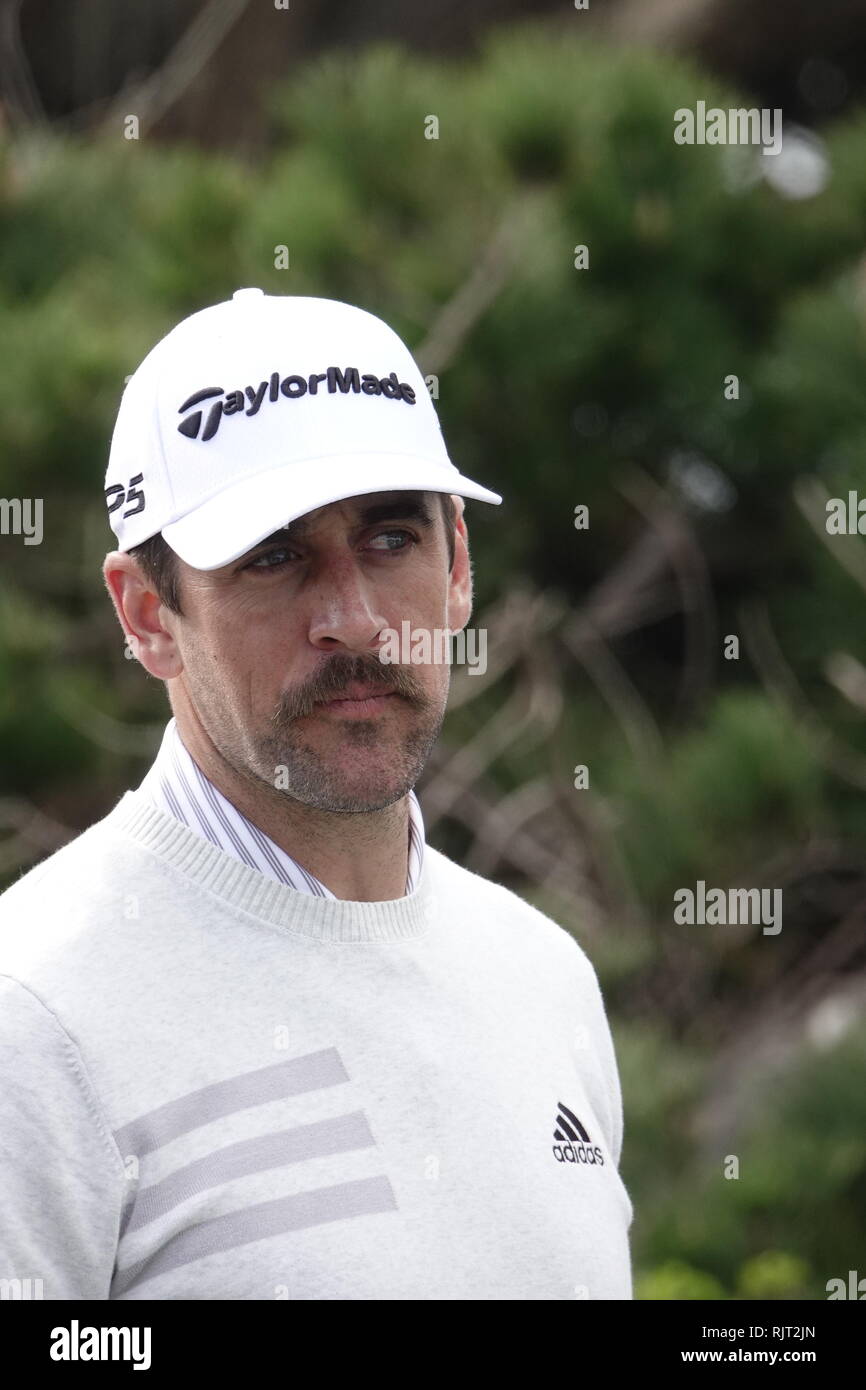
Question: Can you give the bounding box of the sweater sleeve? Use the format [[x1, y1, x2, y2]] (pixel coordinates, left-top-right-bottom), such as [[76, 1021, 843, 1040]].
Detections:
[[564, 938, 625, 1169], [592, 980, 625, 1169], [0, 974, 128, 1300]]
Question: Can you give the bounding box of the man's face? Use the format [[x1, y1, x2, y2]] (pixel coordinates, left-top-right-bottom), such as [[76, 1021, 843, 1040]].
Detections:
[[119, 490, 471, 813]]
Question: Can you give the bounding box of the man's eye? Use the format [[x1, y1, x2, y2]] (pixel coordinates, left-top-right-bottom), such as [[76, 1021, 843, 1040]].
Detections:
[[368, 529, 414, 551], [246, 548, 294, 571]]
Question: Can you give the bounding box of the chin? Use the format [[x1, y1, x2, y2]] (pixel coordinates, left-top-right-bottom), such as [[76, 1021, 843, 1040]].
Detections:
[[313, 781, 411, 814]]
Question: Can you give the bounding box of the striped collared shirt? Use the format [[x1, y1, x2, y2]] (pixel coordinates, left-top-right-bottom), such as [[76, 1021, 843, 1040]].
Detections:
[[136, 718, 424, 898]]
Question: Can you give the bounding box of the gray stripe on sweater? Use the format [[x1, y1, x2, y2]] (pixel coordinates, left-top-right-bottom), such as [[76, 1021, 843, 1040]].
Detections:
[[123, 1111, 376, 1234], [112, 1174, 398, 1296], [114, 1048, 349, 1158]]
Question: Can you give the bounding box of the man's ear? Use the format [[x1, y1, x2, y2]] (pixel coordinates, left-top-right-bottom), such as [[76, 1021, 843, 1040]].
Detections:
[[446, 495, 473, 633], [102, 551, 182, 679]]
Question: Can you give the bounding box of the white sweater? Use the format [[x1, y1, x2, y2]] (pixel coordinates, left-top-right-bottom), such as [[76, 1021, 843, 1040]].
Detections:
[[0, 788, 633, 1300]]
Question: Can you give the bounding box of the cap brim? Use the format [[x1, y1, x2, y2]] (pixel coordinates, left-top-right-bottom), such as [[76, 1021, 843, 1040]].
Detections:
[[159, 452, 503, 570]]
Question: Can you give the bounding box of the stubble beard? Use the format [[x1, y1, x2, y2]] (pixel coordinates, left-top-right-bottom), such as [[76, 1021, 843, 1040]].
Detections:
[[243, 651, 448, 813]]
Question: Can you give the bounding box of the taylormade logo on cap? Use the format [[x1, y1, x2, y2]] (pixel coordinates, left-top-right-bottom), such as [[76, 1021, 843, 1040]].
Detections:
[[178, 366, 417, 444], [104, 289, 502, 571]]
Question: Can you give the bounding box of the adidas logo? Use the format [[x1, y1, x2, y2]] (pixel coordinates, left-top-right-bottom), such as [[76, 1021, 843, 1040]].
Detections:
[[177, 366, 416, 443], [552, 1101, 605, 1165]]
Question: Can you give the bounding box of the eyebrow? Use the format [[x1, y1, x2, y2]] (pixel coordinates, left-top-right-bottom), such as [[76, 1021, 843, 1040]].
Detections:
[[355, 497, 435, 528], [243, 496, 436, 554]]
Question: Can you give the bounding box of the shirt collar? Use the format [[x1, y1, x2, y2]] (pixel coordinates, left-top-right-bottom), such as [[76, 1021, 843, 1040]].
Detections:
[[136, 718, 425, 898]]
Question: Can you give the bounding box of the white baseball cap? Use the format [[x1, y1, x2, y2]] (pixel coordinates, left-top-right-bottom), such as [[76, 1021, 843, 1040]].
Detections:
[[104, 288, 503, 570]]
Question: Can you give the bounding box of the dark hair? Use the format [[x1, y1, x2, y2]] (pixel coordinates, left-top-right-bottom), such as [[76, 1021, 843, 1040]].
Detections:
[[128, 492, 458, 616]]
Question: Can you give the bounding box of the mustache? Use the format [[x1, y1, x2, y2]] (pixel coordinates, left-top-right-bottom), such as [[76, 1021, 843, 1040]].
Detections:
[[271, 652, 427, 723]]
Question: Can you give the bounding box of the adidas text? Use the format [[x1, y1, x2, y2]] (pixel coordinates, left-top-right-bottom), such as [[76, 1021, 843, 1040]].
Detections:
[[553, 1141, 605, 1165]]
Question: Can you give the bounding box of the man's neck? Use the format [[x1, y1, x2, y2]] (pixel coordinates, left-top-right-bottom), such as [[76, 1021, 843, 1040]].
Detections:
[[170, 714, 411, 902]]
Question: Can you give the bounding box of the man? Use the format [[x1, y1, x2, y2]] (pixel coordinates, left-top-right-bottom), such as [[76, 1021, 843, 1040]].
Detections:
[[0, 289, 633, 1299]]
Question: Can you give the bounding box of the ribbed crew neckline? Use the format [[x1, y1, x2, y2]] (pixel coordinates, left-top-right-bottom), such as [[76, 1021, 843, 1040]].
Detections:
[[99, 789, 437, 943]]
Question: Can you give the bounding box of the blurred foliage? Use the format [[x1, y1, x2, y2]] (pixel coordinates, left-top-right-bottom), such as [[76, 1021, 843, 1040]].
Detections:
[[0, 21, 864, 1296]]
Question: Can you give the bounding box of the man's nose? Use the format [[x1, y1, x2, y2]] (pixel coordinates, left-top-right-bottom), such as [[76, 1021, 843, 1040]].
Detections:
[[305, 559, 388, 651]]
